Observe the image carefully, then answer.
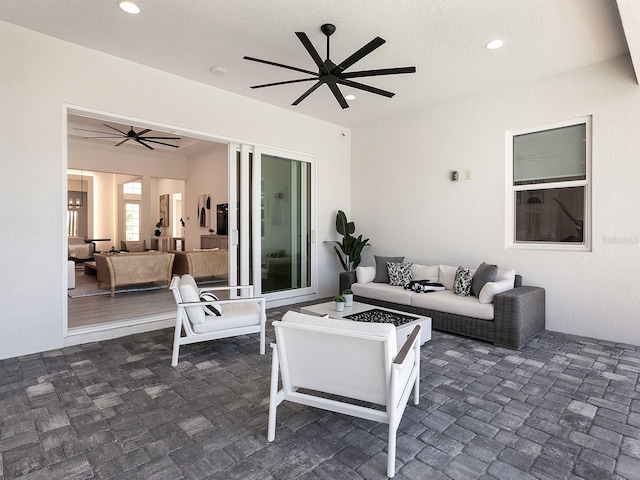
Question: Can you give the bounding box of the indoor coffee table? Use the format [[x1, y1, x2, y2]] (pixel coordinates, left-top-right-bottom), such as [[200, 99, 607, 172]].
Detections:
[[300, 301, 431, 346]]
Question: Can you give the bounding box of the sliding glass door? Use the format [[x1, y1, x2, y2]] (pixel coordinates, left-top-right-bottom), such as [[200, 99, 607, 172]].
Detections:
[[229, 144, 315, 300]]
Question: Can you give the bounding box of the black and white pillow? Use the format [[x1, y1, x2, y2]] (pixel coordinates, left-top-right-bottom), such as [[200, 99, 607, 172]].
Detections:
[[453, 267, 473, 296], [387, 262, 413, 286], [199, 291, 221, 316]]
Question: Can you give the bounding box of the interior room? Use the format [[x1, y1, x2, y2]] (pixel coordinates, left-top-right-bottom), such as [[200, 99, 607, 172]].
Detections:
[[2, 1, 640, 479]]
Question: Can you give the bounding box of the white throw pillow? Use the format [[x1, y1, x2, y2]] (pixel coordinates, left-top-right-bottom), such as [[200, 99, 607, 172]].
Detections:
[[356, 265, 376, 284], [412, 264, 439, 282], [478, 279, 515, 304], [495, 268, 516, 287]]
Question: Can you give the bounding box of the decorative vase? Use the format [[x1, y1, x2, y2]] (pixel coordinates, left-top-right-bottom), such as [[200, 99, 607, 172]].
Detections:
[[344, 294, 353, 307], [335, 301, 345, 312], [339, 271, 357, 294]]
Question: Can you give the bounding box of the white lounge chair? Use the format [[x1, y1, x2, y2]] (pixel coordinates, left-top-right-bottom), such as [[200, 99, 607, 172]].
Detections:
[[268, 311, 421, 478], [169, 274, 266, 366]]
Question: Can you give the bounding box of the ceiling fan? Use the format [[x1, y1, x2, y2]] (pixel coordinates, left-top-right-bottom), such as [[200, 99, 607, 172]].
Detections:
[[244, 23, 416, 109], [74, 124, 181, 150]]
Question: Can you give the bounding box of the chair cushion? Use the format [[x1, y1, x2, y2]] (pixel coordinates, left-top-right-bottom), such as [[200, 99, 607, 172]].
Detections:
[[192, 301, 261, 334], [122, 240, 146, 252], [411, 264, 439, 282], [453, 267, 473, 296], [356, 265, 376, 283], [178, 274, 206, 324], [479, 279, 515, 304]]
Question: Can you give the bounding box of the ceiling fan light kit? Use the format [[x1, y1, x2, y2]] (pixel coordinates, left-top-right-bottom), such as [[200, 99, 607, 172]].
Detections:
[[244, 24, 416, 109]]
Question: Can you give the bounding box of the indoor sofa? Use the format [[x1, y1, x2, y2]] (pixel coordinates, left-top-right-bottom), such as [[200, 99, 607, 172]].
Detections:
[[94, 251, 175, 297], [172, 249, 229, 279], [350, 257, 545, 350]]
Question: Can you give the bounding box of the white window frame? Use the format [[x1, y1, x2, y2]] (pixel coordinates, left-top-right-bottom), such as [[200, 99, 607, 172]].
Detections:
[[124, 201, 141, 241], [505, 116, 591, 252]]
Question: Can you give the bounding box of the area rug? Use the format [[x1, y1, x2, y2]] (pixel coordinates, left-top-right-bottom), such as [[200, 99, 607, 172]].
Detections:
[[343, 308, 419, 327]]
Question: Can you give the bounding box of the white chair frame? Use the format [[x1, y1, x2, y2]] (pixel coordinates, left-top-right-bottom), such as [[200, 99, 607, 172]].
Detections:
[[268, 313, 421, 478], [170, 276, 266, 366]]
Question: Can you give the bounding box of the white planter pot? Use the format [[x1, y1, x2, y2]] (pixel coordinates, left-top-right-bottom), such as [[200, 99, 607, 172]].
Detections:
[[344, 294, 353, 307], [335, 302, 345, 312]]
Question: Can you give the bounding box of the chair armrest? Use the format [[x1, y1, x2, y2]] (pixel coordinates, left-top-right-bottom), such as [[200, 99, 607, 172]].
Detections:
[[493, 286, 546, 349], [197, 285, 255, 296], [180, 296, 265, 308], [394, 326, 421, 365]]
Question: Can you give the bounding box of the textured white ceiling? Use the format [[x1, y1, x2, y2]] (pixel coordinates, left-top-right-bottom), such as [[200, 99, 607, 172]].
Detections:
[[0, 0, 632, 128]]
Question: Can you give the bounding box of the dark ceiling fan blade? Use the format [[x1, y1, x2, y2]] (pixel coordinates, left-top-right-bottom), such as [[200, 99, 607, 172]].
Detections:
[[341, 66, 416, 79], [136, 129, 152, 136], [337, 78, 395, 98], [250, 77, 318, 89], [103, 124, 128, 135], [334, 37, 386, 74], [137, 136, 182, 140], [328, 83, 349, 109], [244, 56, 318, 76], [295, 32, 328, 74], [135, 138, 154, 150], [80, 135, 128, 139], [115, 138, 131, 147], [140, 139, 180, 148], [292, 81, 322, 105], [73, 127, 123, 136]]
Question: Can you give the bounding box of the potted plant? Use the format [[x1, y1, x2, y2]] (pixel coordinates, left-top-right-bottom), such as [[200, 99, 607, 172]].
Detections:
[[342, 289, 354, 307], [331, 210, 371, 293], [334, 295, 346, 312]]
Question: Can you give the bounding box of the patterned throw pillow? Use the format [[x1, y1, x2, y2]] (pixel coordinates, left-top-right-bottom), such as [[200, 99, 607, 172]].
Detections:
[[387, 262, 413, 286], [453, 266, 473, 296], [199, 291, 222, 316]]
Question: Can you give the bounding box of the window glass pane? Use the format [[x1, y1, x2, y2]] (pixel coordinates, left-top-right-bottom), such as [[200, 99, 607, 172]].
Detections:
[[260, 154, 311, 293], [514, 124, 586, 185], [123, 181, 141, 195], [515, 186, 584, 243], [125, 203, 140, 241]]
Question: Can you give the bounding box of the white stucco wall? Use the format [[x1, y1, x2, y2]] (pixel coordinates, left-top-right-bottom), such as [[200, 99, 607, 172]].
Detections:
[[0, 21, 350, 360], [352, 55, 640, 346]]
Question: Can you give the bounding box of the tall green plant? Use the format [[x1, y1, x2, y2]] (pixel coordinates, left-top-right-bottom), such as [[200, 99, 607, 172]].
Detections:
[[332, 210, 371, 272]]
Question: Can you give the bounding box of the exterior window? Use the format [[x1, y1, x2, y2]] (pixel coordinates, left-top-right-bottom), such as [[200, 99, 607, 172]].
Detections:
[[125, 202, 140, 241], [509, 117, 590, 249]]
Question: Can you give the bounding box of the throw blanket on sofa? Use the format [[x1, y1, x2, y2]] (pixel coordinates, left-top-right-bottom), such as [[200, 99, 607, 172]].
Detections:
[[404, 280, 445, 293]]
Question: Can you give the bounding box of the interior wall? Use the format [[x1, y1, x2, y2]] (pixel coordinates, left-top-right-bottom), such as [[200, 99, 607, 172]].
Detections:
[[352, 55, 640, 346], [0, 21, 350, 360], [185, 144, 229, 250]]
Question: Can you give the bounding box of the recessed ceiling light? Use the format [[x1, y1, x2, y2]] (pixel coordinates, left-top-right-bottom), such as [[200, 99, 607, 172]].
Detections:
[[117, 1, 140, 14], [485, 39, 504, 50], [345, 94, 356, 101], [210, 66, 228, 76]]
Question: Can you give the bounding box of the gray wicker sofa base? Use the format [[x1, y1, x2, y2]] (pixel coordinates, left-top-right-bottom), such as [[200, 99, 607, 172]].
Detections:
[[354, 284, 545, 350]]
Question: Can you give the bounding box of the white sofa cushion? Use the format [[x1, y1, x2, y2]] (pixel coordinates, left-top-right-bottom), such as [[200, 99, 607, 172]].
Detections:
[[478, 279, 515, 304], [438, 265, 458, 290], [356, 265, 376, 283], [410, 290, 494, 320], [412, 264, 439, 282], [351, 282, 414, 306]]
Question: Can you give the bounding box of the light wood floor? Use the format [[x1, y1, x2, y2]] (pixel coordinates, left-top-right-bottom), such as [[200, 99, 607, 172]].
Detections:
[[68, 288, 176, 328], [67, 268, 227, 329]]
